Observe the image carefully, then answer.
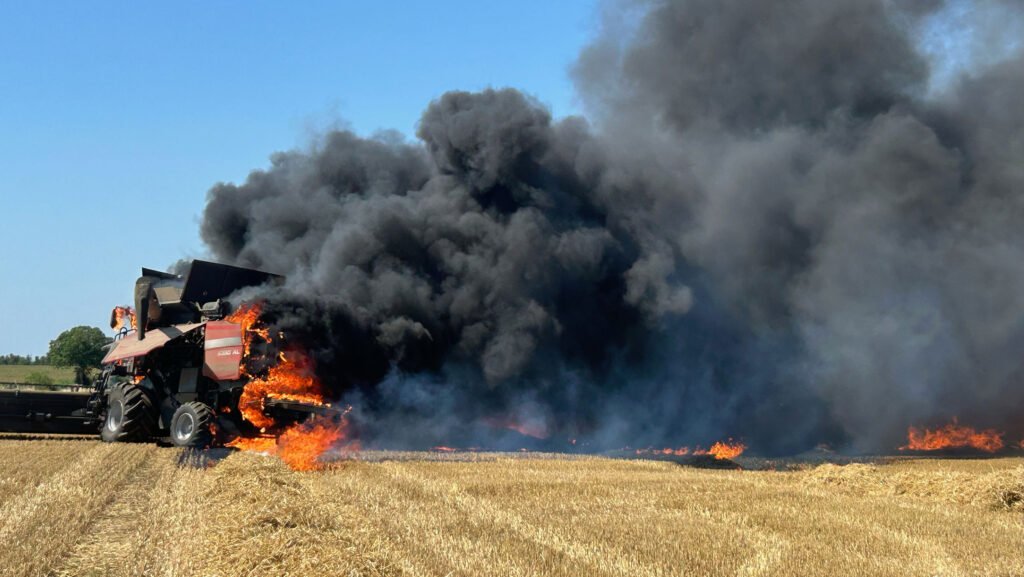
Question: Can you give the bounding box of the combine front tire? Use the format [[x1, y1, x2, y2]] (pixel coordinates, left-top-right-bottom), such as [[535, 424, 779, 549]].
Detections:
[[170, 402, 214, 448], [100, 382, 157, 443]]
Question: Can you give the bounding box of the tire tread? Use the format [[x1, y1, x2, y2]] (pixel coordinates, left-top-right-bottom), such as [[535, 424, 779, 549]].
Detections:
[[100, 381, 158, 443]]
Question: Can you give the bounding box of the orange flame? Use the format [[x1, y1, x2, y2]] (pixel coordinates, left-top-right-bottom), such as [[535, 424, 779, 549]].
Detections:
[[226, 418, 354, 471], [636, 439, 746, 460], [640, 447, 690, 456], [226, 435, 277, 453], [226, 302, 271, 358], [636, 446, 689, 456], [705, 440, 747, 460], [237, 352, 326, 429], [899, 419, 1004, 452], [224, 301, 357, 470], [111, 306, 137, 332], [277, 418, 353, 471]]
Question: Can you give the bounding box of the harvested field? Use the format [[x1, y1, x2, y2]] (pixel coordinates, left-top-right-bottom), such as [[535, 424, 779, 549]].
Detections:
[[0, 438, 1021, 576], [0, 365, 76, 385]]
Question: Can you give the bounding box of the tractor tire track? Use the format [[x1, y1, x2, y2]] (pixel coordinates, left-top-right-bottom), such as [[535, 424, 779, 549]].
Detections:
[[0, 442, 154, 577], [52, 448, 194, 577]]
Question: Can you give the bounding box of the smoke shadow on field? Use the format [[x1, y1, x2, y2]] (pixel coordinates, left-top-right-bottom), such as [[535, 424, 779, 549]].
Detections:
[[895, 449, 1024, 459], [674, 455, 743, 470]]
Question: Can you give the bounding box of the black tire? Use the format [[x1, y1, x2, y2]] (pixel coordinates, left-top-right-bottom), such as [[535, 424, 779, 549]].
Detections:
[[169, 402, 214, 449], [100, 382, 158, 443]]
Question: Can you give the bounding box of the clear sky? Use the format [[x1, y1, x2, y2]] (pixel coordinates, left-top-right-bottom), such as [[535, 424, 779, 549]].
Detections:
[[0, 1, 598, 355]]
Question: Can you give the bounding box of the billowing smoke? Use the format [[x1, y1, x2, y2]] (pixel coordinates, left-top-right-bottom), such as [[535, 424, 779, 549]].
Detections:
[[201, 0, 1024, 453]]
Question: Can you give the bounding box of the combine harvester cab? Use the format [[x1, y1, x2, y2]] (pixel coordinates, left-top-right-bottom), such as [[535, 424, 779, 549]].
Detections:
[[0, 260, 326, 448]]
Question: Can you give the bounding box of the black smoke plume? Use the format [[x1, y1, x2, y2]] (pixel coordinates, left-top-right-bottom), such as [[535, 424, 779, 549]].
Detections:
[[201, 0, 1024, 453]]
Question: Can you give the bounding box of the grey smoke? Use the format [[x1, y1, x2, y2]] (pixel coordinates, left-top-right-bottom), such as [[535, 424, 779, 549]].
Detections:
[[201, 0, 1024, 453]]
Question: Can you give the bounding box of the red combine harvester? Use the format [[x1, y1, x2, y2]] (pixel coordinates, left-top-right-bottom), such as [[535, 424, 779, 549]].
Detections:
[[0, 260, 330, 447]]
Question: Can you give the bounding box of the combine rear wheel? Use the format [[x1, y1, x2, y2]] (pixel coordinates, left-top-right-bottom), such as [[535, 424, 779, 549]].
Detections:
[[100, 382, 157, 442], [170, 402, 214, 448]]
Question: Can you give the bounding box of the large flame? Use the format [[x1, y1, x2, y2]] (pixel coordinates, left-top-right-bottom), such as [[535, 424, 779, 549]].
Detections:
[[899, 419, 1004, 452], [236, 352, 327, 429], [277, 418, 354, 471], [223, 301, 355, 470], [225, 416, 355, 472]]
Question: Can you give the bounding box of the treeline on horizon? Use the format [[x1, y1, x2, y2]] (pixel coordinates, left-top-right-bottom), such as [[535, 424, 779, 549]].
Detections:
[[0, 354, 50, 366]]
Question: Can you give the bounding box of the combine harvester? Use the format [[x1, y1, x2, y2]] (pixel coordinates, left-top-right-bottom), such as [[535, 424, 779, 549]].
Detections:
[[0, 260, 331, 447]]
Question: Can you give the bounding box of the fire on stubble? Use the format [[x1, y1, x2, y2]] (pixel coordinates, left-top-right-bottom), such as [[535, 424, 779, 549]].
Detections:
[[225, 302, 355, 471], [635, 438, 747, 460], [899, 418, 1005, 453]]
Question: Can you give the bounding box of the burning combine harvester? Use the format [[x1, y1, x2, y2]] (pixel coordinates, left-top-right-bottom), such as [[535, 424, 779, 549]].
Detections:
[[0, 260, 352, 470]]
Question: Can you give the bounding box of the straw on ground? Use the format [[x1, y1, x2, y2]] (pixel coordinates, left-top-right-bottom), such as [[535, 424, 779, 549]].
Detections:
[[0, 439, 1020, 576]]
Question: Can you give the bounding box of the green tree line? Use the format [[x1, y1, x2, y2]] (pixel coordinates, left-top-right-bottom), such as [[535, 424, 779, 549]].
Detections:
[[0, 353, 50, 365]]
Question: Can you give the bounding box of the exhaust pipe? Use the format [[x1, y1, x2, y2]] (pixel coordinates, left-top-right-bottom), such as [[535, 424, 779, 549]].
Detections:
[[134, 277, 154, 340]]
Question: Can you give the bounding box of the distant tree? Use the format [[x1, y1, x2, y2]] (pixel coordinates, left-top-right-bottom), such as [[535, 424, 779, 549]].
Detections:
[[0, 353, 47, 365], [47, 326, 110, 386]]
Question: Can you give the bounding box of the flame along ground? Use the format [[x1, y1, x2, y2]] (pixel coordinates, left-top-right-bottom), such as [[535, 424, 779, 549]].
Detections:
[[102, 301, 1024, 472], [215, 304, 1024, 468], [224, 302, 354, 471], [428, 440, 749, 460], [227, 416, 356, 472], [900, 419, 1006, 452], [635, 439, 748, 460]]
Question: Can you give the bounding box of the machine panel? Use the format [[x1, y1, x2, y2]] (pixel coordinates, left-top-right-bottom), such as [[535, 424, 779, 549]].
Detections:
[[203, 321, 243, 381]]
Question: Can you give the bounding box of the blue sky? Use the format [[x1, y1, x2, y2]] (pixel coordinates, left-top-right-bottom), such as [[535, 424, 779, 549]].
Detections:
[[0, 1, 598, 355]]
